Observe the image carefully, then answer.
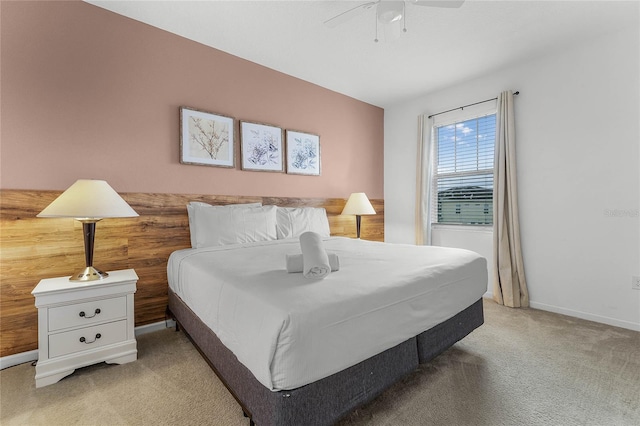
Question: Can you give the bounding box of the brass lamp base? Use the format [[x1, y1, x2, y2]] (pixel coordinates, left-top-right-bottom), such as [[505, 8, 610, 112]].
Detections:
[[68, 220, 109, 282], [69, 266, 109, 282]]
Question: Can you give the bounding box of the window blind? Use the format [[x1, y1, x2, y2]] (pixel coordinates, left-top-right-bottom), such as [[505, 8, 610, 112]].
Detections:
[[433, 114, 496, 225]]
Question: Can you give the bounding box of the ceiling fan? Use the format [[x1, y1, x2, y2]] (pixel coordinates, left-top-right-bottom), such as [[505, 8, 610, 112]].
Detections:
[[324, 0, 465, 42]]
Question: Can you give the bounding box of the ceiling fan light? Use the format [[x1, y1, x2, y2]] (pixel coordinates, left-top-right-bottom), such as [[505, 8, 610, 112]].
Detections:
[[377, 1, 404, 24]]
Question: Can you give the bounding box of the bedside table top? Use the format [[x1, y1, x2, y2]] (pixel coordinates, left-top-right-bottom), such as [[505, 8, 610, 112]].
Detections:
[[32, 269, 138, 303]]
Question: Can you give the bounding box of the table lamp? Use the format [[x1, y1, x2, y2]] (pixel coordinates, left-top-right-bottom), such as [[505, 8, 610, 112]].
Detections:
[[341, 192, 376, 239], [37, 179, 138, 282]]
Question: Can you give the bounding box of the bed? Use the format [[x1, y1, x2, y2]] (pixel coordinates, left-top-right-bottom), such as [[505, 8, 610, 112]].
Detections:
[[166, 202, 486, 425]]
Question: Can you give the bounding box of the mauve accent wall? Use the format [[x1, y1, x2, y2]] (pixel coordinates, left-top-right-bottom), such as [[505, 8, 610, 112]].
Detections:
[[0, 1, 383, 199]]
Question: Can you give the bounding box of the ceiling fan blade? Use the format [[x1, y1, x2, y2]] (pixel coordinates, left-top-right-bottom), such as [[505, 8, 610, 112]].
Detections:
[[411, 0, 465, 8], [324, 1, 379, 28]]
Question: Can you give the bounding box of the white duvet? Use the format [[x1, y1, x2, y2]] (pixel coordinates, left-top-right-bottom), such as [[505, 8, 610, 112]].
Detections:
[[167, 237, 487, 391]]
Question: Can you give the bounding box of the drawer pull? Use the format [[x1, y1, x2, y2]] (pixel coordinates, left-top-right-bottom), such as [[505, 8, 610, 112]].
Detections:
[[79, 308, 101, 318], [79, 333, 101, 344]]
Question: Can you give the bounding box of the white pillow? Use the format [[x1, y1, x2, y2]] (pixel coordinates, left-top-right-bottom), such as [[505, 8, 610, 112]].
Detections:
[[276, 207, 331, 239], [193, 204, 277, 248], [187, 202, 262, 248]]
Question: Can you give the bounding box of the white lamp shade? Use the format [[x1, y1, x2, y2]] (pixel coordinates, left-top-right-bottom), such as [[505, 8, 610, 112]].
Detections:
[[341, 192, 376, 216], [37, 179, 138, 219]]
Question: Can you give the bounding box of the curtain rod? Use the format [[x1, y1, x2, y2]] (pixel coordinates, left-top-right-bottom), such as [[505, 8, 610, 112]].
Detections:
[[427, 91, 520, 119]]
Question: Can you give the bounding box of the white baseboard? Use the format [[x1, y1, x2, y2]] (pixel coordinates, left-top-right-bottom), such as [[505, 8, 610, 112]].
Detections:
[[134, 319, 176, 336], [529, 301, 640, 332], [0, 350, 38, 371], [484, 292, 639, 331], [0, 319, 177, 371]]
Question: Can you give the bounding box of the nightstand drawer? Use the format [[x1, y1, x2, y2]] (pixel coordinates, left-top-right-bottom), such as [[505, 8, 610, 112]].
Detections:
[[49, 296, 127, 331], [49, 320, 127, 358]]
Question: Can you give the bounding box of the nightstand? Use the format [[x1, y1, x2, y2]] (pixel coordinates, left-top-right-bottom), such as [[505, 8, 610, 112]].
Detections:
[[31, 269, 138, 388]]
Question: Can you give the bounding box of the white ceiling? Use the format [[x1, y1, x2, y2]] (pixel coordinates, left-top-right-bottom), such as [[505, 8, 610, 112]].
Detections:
[[86, 0, 639, 108]]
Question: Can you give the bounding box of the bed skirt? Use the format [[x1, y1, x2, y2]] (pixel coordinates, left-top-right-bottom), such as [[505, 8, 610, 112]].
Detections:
[[168, 289, 483, 426]]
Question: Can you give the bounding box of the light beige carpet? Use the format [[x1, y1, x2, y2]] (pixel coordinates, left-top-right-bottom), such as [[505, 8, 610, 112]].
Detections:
[[1, 299, 638, 425]]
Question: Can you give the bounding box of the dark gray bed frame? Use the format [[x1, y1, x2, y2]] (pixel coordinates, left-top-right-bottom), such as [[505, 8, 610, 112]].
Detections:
[[168, 289, 484, 426]]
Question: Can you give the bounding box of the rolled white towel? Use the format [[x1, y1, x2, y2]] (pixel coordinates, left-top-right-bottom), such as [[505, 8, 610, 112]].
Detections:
[[299, 231, 331, 279], [286, 253, 340, 273]]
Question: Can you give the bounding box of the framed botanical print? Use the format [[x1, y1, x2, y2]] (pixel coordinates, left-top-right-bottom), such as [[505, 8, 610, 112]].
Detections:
[[285, 130, 320, 176], [240, 121, 284, 172], [180, 107, 235, 168]]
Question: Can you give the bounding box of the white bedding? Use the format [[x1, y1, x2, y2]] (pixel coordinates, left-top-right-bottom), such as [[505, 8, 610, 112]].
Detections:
[[167, 237, 487, 391]]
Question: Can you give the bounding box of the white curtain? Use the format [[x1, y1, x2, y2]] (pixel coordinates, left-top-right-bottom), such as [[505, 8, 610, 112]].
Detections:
[[415, 114, 434, 245], [493, 90, 529, 307]]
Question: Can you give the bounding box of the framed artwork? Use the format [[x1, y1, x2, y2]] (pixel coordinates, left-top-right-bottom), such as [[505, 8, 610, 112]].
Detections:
[[180, 107, 235, 168], [285, 130, 321, 176], [240, 121, 284, 172]]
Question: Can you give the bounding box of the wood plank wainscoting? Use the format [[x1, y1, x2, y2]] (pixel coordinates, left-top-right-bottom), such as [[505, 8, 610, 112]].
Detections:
[[0, 190, 384, 358]]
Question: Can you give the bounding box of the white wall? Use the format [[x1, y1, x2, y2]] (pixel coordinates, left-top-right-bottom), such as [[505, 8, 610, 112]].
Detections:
[[384, 25, 640, 331], [431, 226, 495, 297]]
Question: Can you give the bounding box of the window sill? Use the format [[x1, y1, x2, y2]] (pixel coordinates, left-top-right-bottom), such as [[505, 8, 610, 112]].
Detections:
[[431, 224, 493, 233]]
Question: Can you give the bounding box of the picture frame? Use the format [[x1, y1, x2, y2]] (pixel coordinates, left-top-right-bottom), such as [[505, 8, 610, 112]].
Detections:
[[180, 107, 235, 168], [285, 130, 321, 176], [239, 121, 284, 172]]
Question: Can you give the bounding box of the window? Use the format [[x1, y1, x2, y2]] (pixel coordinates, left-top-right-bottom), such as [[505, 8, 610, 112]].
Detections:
[[433, 114, 496, 225]]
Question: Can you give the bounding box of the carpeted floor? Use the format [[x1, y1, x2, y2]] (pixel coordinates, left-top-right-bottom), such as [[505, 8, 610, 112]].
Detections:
[[1, 299, 638, 425]]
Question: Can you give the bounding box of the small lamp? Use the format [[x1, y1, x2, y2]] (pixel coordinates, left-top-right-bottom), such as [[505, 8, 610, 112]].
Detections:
[[341, 192, 376, 239], [37, 179, 138, 282]]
